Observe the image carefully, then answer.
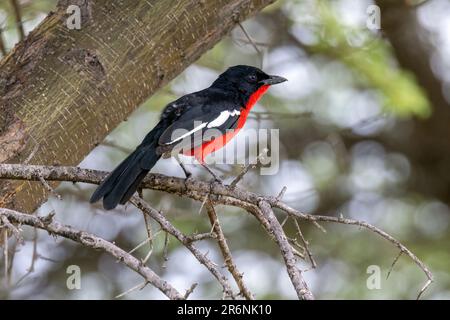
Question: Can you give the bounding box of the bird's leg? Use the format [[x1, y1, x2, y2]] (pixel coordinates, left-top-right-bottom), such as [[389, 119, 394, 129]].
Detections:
[[175, 155, 192, 179], [201, 163, 223, 184]]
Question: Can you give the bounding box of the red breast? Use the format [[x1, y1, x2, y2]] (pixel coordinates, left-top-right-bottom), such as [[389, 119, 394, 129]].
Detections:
[[187, 85, 270, 163]]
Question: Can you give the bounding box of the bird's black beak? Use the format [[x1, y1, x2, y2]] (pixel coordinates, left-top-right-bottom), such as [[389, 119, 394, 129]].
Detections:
[[259, 75, 287, 85]]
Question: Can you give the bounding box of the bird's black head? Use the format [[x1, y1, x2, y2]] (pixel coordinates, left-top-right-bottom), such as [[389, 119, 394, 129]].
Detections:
[[211, 65, 287, 100]]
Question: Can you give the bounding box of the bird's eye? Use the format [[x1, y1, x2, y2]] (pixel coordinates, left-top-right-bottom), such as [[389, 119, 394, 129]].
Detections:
[[247, 74, 257, 82]]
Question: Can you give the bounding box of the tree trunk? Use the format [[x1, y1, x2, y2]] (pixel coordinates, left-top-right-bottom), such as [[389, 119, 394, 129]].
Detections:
[[375, 1, 450, 202], [0, 0, 274, 213]]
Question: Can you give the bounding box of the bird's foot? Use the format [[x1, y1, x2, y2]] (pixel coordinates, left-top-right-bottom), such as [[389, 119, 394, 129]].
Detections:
[[176, 156, 193, 180], [184, 172, 196, 186]]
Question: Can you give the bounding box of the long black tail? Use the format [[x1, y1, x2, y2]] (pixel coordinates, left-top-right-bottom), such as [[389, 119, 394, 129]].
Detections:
[[90, 121, 166, 210]]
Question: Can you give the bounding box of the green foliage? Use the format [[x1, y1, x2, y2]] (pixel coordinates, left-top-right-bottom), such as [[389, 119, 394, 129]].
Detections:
[[304, 0, 431, 117]]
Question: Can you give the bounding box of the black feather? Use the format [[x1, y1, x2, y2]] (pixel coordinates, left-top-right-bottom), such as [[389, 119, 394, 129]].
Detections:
[[90, 65, 283, 210], [90, 121, 166, 210]]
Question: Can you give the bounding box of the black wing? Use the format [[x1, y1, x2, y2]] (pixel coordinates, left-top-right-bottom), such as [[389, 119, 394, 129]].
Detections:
[[157, 88, 241, 153]]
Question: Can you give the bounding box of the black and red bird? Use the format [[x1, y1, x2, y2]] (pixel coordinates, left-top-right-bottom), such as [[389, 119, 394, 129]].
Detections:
[[90, 65, 287, 210]]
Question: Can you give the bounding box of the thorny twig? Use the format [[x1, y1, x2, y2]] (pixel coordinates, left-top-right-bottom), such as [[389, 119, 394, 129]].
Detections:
[[115, 281, 148, 299], [230, 148, 268, 188], [162, 232, 169, 269], [293, 217, 317, 269], [38, 175, 62, 200], [257, 200, 314, 299], [387, 251, 403, 280], [0, 164, 434, 299], [130, 195, 236, 299], [0, 208, 184, 300], [205, 198, 254, 300], [138, 188, 154, 264], [184, 283, 198, 299], [237, 22, 263, 68]]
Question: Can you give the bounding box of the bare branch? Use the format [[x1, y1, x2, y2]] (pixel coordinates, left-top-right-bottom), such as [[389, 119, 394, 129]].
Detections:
[[15, 227, 39, 286], [230, 148, 268, 187], [1, 215, 23, 243], [293, 217, 317, 269], [237, 22, 263, 67], [0, 164, 433, 299], [184, 282, 198, 299], [0, 208, 184, 300], [115, 281, 148, 299], [130, 196, 235, 299], [9, 0, 25, 40], [38, 175, 62, 200], [0, 28, 7, 56], [162, 232, 169, 269], [257, 200, 314, 300], [205, 199, 254, 300], [386, 251, 403, 280], [185, 232, 216, 243], [272, 200, 433, 299], [138, 188, 154, 264]]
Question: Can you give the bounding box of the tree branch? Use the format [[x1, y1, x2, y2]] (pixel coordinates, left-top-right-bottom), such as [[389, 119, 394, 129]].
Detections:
[[257, 200, 314, 300], [9, 0, 25, 41], [0, 28, 7, 56], [0, 208, 184, 300], [130, 196, 236, 299], [0, 0, 276, 214], [205, 198, 255, 300], [0, 163, 434, 299]]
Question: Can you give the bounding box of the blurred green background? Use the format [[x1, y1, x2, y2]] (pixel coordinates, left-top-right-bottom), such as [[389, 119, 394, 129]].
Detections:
[[1, 0, 449, 299]]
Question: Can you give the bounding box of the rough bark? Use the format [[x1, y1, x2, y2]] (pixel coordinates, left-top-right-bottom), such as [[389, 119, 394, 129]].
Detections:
[[0, 0, 275, 213], [375, 0, 450, 201]]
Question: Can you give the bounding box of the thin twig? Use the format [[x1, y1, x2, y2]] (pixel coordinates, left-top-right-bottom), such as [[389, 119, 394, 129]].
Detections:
[[130, 196, 235, 299], [184, 282, 198, 299], [257, 200, 314, 300], [0, 208, 184, 300], [128, 229, 161, 255], [115, 281, 148, 299], [14, 227, 39, 286], [387, 251, 403, 280], [276, 186, 287, 201], [237, 22, 263, 67], [185, 232, 216, 243], [230, 148, 268, 187], [10, 0, 25, 40], [273, 201, 433, 299], [38, 175, 62, 200], [230, 164, 255, 188], [205, 198, 254, 300], [0, 164, 434, 299], [162, 232, 169, 269], [0, 28, 7, 56], [293, 217, 317, 269], [1, 216, 23, 243], [138, 188, 154, 264]]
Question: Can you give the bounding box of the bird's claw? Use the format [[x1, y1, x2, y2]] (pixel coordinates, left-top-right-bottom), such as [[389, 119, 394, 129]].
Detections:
[[184, 173, 194, 185]]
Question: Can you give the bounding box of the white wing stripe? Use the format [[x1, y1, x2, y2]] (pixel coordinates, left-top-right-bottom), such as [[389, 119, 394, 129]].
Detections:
[[167, 122, 207, 144], [207, 110, 240, 128], [165, 109, 240, 145]]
